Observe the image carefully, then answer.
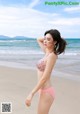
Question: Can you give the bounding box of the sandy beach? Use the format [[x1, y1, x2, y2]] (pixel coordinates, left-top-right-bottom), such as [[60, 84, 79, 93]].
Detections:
[[0, 64, 80, 114]]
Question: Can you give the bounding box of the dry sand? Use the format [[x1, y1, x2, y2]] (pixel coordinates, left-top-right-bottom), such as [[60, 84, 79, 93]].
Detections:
[[0, 66, 80, 114]]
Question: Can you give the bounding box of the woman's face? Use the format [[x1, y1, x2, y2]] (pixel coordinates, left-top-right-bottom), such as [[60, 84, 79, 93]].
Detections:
[[43, 33, 55, 49]]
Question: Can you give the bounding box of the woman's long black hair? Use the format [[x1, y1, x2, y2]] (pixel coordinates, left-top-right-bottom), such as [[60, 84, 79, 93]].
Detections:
[[44, 29, 67, 55]]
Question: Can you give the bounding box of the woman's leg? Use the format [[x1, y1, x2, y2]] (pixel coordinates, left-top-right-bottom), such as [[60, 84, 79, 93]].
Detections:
[[37, 92, 54, 114]]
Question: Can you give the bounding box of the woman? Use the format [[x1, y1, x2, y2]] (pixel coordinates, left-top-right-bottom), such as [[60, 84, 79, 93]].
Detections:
[[25, 29, 67, 114]]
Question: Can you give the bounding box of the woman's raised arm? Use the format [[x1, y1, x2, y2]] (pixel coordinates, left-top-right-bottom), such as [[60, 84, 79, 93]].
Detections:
[[37, 38, 46, 53]]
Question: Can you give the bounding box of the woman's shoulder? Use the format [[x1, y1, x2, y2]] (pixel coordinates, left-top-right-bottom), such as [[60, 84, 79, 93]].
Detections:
[[48, 52, 58, 59], [46, 52, 57, 68]]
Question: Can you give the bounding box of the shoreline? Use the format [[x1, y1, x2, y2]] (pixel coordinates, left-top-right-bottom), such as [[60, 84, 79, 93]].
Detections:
[[0, 60, 80, 82]]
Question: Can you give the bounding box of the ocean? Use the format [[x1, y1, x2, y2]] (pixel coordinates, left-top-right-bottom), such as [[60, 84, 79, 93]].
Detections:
[[0, 38, 80, 54], [0, 38, 80, 68], [0, 38, 80, 80]]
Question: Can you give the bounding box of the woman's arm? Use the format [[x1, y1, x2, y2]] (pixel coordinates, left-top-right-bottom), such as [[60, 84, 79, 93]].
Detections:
[[31, 53, 57, 95], [25, 53, 57, 107], [37, 37, 46, 53]]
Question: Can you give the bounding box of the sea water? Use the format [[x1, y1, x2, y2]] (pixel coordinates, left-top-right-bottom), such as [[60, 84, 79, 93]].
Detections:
[[0, 38, 80, 68]]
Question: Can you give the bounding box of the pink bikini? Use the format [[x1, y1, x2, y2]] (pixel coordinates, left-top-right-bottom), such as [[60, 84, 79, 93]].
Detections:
[[36, 54, 50, 72], [39, 87, 55, 99], [36, 54, 55, 99]]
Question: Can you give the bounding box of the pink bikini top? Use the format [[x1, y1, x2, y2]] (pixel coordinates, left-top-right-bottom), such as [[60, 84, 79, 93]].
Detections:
[[36, 54, 49, 72]]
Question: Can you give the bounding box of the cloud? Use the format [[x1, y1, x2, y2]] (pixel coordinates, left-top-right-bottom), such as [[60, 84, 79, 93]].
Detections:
[[48, 17, 80, 25], [64, 6, 80, 12], [0, 6, 80, 38], [28, 0, 40, 8], [0, 6, 60, 37]]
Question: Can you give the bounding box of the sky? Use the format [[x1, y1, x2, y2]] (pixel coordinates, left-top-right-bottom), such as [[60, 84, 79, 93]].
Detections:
[[0, 0, 80, 38]]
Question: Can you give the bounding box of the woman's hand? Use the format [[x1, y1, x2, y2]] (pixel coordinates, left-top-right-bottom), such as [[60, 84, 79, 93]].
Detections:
[[25, 93, 34, 107]]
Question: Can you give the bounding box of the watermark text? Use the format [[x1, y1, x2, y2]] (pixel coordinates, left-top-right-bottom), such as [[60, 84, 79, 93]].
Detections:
[[45, 1, 80, 6]]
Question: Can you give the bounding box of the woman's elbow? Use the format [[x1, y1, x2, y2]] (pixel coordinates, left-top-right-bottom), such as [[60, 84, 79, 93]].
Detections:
[[41, 77, 48, 84], [37, 38, 43, 42]]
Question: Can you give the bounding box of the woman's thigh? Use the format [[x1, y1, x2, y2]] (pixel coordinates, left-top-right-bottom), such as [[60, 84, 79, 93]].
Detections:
[[37, 92, 54, 114]]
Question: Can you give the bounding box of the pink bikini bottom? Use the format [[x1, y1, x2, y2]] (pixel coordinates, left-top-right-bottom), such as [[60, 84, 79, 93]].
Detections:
[[38, 87, 55, 99]]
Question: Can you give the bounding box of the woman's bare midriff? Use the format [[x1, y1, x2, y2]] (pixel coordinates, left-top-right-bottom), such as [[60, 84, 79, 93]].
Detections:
[[37, 69, 52, 89]]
